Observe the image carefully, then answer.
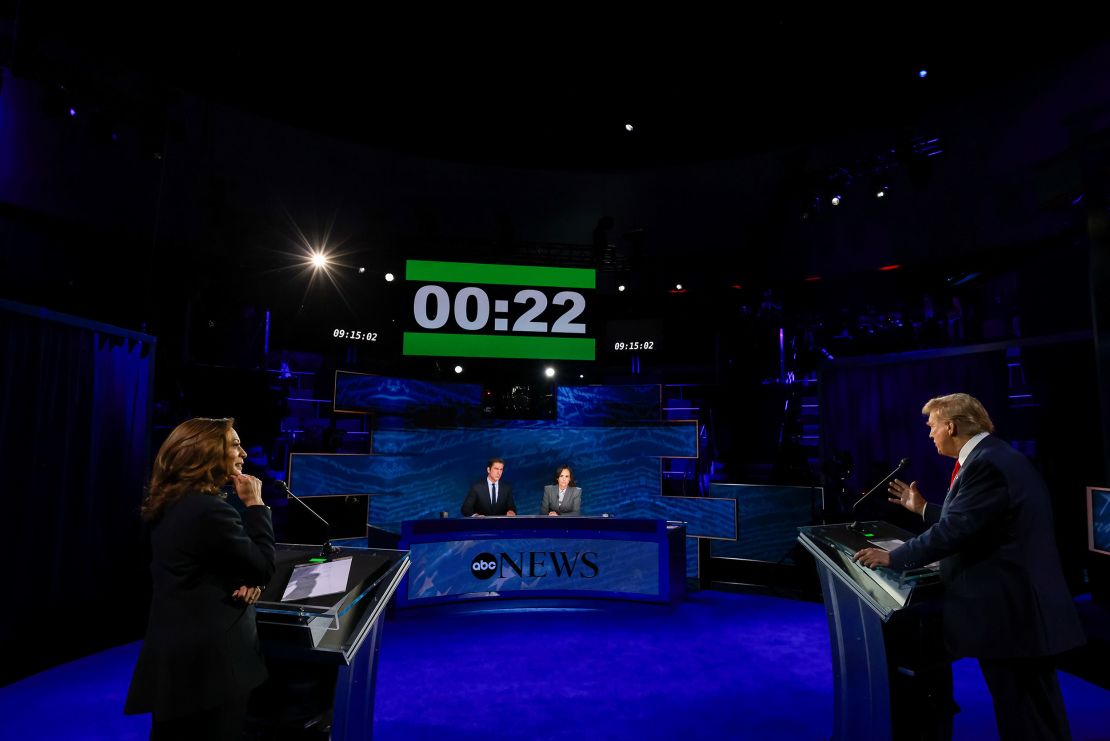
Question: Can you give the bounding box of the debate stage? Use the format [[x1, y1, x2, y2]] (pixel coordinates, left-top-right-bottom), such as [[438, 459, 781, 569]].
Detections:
[[2, 590, 1107, 740]]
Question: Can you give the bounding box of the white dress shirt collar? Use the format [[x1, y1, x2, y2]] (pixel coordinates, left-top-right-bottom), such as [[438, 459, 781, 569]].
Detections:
[[958, 431, 990, 465]]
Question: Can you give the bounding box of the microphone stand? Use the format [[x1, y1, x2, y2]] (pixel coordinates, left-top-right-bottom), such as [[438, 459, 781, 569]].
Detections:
[[850, 457, 909, 529], [276, 480, 341, 560]]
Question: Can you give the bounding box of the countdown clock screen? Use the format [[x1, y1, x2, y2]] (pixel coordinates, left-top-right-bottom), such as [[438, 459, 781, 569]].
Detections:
[[403, 260, 596, 360]]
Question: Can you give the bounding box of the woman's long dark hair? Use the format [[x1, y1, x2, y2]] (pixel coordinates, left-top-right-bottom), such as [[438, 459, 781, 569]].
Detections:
[[552, 465, 576, 487], [141, 418, 235, 521]]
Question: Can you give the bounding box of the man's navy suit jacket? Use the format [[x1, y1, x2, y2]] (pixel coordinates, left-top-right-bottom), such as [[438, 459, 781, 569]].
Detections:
[[888, 435, 1084, 659], [461, 479, 516, 517]]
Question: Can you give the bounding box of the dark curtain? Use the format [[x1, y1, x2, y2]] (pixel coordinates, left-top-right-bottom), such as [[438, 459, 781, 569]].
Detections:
[[0, 302, 153, 685], [820, 348, 1008, 529]]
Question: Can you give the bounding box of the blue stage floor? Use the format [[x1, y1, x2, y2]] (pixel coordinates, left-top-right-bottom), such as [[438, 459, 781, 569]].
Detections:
[[1, 590, 1106, 739]]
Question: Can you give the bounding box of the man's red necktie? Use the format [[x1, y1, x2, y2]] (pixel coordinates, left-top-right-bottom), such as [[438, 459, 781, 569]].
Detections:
[[949, 461, 961, 487]]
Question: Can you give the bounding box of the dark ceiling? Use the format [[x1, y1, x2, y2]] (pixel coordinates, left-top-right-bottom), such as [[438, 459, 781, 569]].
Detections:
[[7, 5, 1105, 169]]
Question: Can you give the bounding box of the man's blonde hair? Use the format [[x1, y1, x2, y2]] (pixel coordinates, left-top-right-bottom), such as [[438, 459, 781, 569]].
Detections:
[[922, 393, 995, 436]]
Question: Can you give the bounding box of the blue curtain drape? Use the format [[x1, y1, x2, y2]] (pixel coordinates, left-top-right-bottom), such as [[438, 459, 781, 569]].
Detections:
[[0, 301, 153, 685], [820, 348, 1008, 526]]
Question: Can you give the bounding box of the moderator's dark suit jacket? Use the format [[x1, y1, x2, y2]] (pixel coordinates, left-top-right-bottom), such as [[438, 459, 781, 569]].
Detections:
[[540, 485, 582, 515], [888, 435, 1084, 659], [125, 492, 276, 719], [461, 479, 516, 516]]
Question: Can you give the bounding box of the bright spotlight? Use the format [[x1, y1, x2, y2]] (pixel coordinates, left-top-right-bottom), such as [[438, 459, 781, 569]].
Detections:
[[625, 123, 634, 132], [454, 365, 463, 374], [831, 195, 841, 206], [579, 374, 585, 379], [358, 267, 366, 274], [876, 190, 886, 198], [618, 284, 626, 292], [385, 272, 395, 282], [544, 367, 556, 378], [675, 283, 683, 291], [918, 69, 928, 79], [311, 253, 327, 269]]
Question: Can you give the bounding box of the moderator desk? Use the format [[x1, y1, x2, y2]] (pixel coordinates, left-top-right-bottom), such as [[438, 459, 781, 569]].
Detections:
[[398, 516, 686, 607]]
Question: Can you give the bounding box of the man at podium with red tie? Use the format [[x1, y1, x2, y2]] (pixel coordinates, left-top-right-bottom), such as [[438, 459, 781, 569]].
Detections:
[[461, 457, 517, 517], [854, 393, 1084, 740]]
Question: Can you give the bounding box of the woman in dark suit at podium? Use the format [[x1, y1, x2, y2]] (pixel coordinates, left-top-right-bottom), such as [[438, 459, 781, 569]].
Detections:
[[541, 465, 582, 516], [125, 418, 276, 740]]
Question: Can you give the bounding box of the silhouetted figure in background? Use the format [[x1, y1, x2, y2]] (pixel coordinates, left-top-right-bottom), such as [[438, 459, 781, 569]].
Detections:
[[592, 216, 614, 267], [321, 420, 344, 454], [946, 295, 964, 342], [771, 440, 817, 486], [242, 442, 288, 538], [821, 450, 853, 519]]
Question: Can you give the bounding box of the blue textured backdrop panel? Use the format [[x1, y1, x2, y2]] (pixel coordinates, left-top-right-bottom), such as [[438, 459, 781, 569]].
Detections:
[[334, 371, 483, 419], [686, 537, 700, 579], [334, 375, 661, 427], [288, 454, 395, 496], [708, 484, 820, 562], [372, 424, 694, 458], [648, 496, 737, 539], [556, 385, 661, 425], [289, 423, 697, 533], [1093, 488, 1110, 553]]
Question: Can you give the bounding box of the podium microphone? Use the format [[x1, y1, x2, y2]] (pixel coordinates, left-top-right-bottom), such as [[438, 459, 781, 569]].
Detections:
[[850, 457, 909, 525], [276, 480, 341, 560]]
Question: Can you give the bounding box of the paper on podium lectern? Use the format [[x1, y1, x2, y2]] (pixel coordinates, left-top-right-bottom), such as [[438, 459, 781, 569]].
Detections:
[[281, 556, 353, 602]]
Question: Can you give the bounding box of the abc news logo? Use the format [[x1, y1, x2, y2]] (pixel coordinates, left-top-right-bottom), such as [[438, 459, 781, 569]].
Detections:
[[471, 553, 499, 579], [470, 551, 599, 580]]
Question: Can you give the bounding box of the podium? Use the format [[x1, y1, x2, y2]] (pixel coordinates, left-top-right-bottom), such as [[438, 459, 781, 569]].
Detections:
[[252, 544, 410, 740], [797, 522, 953, 741]]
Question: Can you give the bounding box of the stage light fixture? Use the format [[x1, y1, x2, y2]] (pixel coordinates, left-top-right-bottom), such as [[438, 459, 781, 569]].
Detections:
[[385, 272, 395, 282], [618, 284, 626, 292], [830, 195, 841, 206], [358, 267, 366, 274], [454, 365, 463, 374], [579, 374, 585, 379], [311, 252, 327, 269], [675, 283, 683, 291], [625, 123, 634, 132], [544, 367, 556, 378], [918, 69, 928, 78], [68, 108, 77, 117], [876, 189, 886, 198]]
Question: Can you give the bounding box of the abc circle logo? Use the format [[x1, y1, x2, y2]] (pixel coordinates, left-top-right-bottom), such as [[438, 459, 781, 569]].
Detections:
[[471, 552, 498, 579]]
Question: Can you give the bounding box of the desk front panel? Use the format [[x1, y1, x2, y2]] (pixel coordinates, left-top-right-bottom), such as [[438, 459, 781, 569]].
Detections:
[[399, 518, 682, 606]]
